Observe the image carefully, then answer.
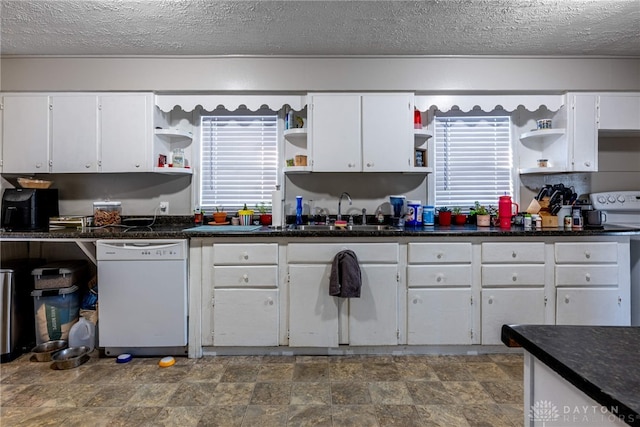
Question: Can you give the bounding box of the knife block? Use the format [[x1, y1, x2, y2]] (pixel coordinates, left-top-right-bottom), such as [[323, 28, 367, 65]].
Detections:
[[537, 198, 558, 228]]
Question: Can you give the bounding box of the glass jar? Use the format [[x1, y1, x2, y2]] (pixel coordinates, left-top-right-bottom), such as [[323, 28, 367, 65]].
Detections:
[[172, 148, 185, 168], [93, 201, 122, 226]]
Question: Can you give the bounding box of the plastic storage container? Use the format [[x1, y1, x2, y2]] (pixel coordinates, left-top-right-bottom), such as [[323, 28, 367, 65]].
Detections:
[[31, 260, 87, 290], [68, 317, 95, 352], [93, 201, 122, 226], [406, 200, 423, 227], [423, 206, 435, 226], [31, 286, 80, 344]]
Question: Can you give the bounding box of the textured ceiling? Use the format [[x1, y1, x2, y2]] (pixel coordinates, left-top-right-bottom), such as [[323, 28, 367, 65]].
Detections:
[[1, 0, 639, 57]]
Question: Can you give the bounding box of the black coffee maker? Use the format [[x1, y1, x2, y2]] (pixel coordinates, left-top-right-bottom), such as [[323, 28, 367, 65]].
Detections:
[[1, 189, 59, 231]]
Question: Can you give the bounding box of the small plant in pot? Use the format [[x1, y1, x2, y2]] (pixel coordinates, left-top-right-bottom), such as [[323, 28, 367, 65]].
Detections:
[[472, 202, 491, 227], [256, 202, 272, 226], [212, 206, 228, 224], [452, 207, 467, 225], [438, 206, 452, 226]]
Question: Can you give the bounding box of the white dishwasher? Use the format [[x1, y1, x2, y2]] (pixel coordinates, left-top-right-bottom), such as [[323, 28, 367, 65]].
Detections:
[[97, 239, 188, 356]]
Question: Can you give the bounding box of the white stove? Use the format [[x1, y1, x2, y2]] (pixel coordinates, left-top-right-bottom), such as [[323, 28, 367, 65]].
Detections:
[[590, 191, 640, 326]]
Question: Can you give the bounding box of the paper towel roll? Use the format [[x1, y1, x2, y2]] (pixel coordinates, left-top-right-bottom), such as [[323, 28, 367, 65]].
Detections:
[[271, 187, 283, 227]]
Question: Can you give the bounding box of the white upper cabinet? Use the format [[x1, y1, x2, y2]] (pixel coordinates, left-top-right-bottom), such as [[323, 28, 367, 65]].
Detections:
[[567, 93, 598, 172], [2, 95, 51, 174], [100, 93, 153, 172], [51, 95, 99, 172], [309, 93, 414, 172], [598, 93, 640, 131]]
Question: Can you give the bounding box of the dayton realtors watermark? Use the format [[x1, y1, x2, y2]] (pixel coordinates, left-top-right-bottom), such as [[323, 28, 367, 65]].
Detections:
[[530, 400, 637, 425]]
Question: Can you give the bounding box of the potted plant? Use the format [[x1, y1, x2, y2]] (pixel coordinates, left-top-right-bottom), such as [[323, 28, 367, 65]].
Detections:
[[472, 201, 491, 227], [212, 206, 228, 224], [256, 202, 272, 226], [237, 203, 254, 225], [438, 206, 452, 226], [452, 206, 467, 225]]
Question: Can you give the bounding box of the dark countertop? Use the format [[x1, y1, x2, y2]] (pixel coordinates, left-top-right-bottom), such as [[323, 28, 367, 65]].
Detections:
[[502, 324, 640, 425], [1, 221, 638, 240]]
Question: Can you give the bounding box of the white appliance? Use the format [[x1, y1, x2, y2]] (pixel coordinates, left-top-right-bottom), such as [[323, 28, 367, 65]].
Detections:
[[97, 239, 188, 356], [590, 191, 640, 326]]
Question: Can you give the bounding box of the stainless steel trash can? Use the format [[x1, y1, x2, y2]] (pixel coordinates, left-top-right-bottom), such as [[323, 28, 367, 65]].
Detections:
[[1, 259, 45, 362]]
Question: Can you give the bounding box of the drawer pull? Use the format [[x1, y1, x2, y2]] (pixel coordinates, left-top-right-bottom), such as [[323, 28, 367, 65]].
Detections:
[[436, 274, 443, 283], [242, 252, 249, 260], [412, 298, 421, 304], [488, 296, 494, 304], [267, 298, 274, 306], [585, 273, 591, 282], [243, 274, 249, 282], [564, 295, 570, 304], [512, 274, 517, 282], [437, 253, 443, 259], [512, 251, 517, 258], [585, 251, 591, 259]]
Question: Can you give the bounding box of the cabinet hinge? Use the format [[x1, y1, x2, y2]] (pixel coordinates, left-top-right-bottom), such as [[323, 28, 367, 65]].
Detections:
[[0, 103, 4, 110], [544, 296, 548, 306], [49, 104, 53, 111], [211, 296, 215, 307], [287, 330, 290, 339], [396, 272, 400, 282], [470, 296, 473, 305], [397, 329, 400, 339], [470, 329, 474, 339]]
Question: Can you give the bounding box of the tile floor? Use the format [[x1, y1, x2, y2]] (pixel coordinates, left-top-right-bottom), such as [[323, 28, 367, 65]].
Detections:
[[1, 352, 524, 426]]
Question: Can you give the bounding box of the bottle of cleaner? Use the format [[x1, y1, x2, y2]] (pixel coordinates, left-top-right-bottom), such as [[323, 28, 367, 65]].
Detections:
[[295, 196, 303, 225]]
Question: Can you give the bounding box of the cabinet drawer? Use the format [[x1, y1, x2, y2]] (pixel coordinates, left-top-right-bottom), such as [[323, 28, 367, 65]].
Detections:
[[408, 243, 472, 263], [213, 266, 278, 288], [481, 265, 545, 287], [481, 243, 545, 263], [407, 265, 471, 287], [213, 243, 278, 265], [554, 242, 618, 263], [287, 243, 398, 264], [555, 265, 619, 286]]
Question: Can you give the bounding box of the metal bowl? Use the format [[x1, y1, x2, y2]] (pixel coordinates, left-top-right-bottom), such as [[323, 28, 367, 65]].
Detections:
[[30, 340, 68, 362], [50, 346, 91, 370]]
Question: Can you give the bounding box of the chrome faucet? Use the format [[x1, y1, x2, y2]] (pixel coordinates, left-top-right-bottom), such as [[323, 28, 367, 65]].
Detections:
[[337, 192, 352, 221]]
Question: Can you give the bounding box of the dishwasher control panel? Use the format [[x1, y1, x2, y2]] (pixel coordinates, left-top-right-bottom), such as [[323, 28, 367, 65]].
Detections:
[[96, 239, 187, 261]]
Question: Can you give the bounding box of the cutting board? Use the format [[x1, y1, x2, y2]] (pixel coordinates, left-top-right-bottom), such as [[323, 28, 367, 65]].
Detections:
[[183, 225, 262, 232]]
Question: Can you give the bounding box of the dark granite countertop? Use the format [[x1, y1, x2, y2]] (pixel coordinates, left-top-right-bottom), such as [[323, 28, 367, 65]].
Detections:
[[1, 221, 638, 240], [502, 324, 640, 425]]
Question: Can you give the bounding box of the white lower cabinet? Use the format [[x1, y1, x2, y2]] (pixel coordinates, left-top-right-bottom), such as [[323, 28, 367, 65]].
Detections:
[[408, 289, 472, 345], [287, 243, 399, 347], [481, 289, 546, 345], [555, 288, 623, 325], [213, 289, 278, 346], [207, 243, 279, 346], [407, 242, 474, 345], [554, 242, 627, 326]]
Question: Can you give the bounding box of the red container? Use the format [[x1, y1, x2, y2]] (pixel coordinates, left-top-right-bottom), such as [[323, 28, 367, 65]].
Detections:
[[498, 196, 519, 229]]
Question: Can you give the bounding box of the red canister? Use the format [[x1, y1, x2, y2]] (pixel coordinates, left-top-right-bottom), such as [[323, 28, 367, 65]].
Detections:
[[498, 195, 519, 229]]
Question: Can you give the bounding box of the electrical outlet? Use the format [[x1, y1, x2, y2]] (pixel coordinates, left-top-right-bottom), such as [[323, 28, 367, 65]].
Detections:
[[159, 201, 169, 215]]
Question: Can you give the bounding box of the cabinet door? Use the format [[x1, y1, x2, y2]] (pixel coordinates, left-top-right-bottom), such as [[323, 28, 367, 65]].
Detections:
[[2, 95, 50, 174], [362, 94, 413, 172], [213, 289, 278, 346], [408, 289, 472, 345], [349, 265, 398, 345], [288, 264, 339, 347], [569, 93, 598, 172], [599, 94, 640, 130], [481, 288, 546, 345], [100, 94, 152, 172], [556, 288, 624, 326], [310, 94, 361, 171], [51, 95, 99, 172]]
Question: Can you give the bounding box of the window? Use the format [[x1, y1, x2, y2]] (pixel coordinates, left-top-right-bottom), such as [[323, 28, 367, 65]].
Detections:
[[434, 115, 513, 211], [200, 115, 278, 212]]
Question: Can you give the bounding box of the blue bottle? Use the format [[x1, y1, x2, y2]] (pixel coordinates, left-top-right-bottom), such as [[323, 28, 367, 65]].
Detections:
[[296, 196, 303, 225]]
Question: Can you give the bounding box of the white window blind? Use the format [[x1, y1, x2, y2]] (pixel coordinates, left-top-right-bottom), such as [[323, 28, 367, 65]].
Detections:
[[200, 115, 278, 212], [434, 116, 513, 210]]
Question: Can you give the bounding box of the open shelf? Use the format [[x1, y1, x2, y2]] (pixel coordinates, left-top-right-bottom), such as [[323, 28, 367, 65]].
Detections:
[[520, 128, 566, 140], [153, 166, 193, 175], [154, 128, 193, 139], [519, 166, 567, 175]]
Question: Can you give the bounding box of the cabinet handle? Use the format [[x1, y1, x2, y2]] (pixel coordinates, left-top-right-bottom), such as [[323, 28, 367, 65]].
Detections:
[[436, 253, 443, 259], [412, 298, 420, 304], [511, 251, 517, 258], [85, 163, 91, 168], [436, 274, 443, 283], [266, 298, 274, 306], [242, 274, 249, 282], [584, 251, 591, 259], [242, 252, 249, 260], [135, 163, 140, 168], [488, 296, 494, 304], [366, 162, 374, 167], [564, 295, 570, 304], [36, 163, 42, 168], [512, 274, 518, 282], [585, 273, 591, 282], [584, 161, 591, 167]]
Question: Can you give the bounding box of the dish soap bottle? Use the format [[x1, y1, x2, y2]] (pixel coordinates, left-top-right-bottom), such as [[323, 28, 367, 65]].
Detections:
[[296, 196, 303, 225], [376, 208, 385, 224]]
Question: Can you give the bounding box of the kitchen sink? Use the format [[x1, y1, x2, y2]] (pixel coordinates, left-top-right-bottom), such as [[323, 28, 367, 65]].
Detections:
[[291, 224, 401, 232]]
